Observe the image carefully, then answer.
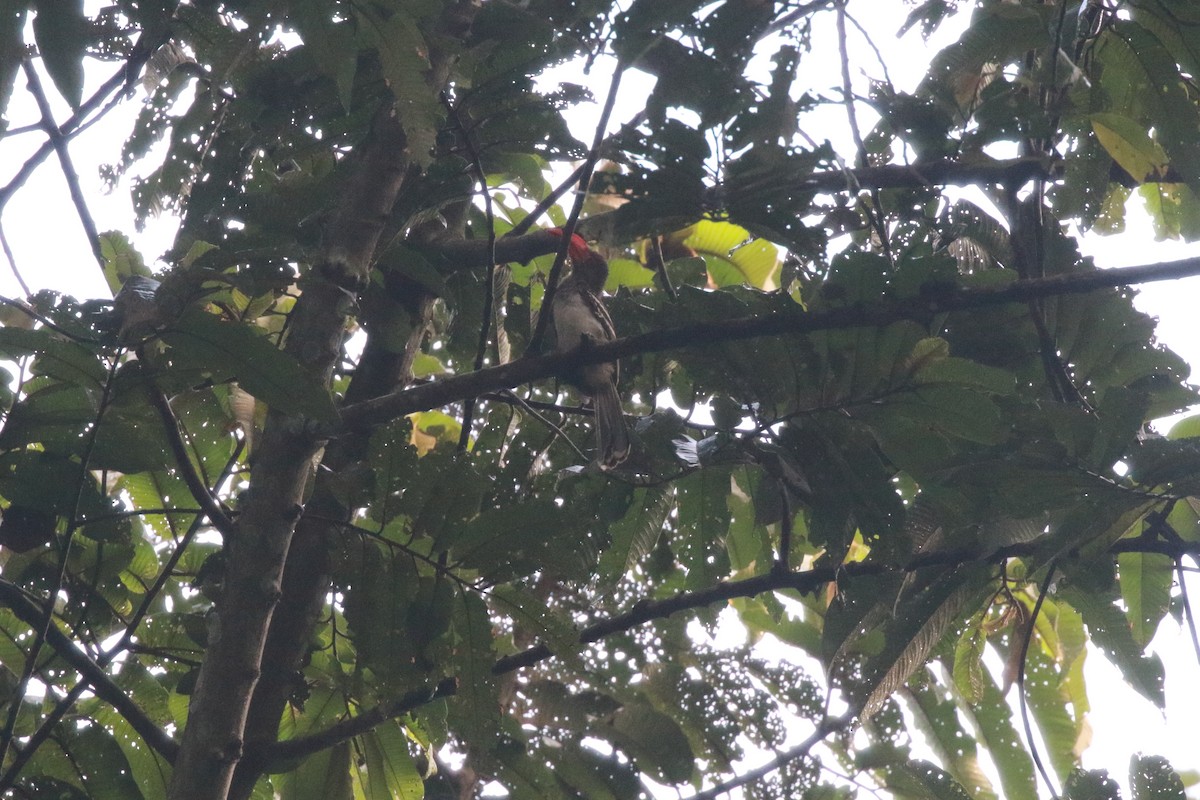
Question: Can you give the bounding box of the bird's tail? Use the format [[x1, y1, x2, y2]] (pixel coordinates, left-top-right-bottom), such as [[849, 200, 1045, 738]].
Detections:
[[593, 384, 630, 468]]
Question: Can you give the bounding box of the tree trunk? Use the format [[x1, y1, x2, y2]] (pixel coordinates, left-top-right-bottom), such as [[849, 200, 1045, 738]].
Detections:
[[167, 108, 410, 800]]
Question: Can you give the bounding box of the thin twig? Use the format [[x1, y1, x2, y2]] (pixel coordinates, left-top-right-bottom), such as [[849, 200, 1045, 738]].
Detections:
[[528, 63, 625, 352], [686, 714, 851, 800], [1177, 559, 1200, 667], [442, 92, 500, 453], [0, 356, 120, 770], [835, 1, 892, 263], [0, 439, 244, 787], [1017, 561, 1060, 799], [0, 44, 153, 213], [649, 236, 678, 300], [764, 0, 835, 36], [0, 224, 32, 297], [504, 111, 647, 239], [0, 581, 179, 767], [498, 389, 591, 462], [773, 482, 794, 574], [139, 358, 237, 536], [509, 162, 588, 238]]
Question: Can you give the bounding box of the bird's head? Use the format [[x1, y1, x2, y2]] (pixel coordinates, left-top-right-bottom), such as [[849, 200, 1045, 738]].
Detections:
[[548, 227, 593, 264]]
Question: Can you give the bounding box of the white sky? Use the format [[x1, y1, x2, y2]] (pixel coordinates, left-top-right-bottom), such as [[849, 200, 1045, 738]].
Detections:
[[2, 2, 1200, 796]]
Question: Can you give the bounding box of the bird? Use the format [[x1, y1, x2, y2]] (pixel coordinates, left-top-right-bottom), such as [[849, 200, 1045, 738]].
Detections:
[[113, 275, 164, 342], [546, 229, 630, 468]]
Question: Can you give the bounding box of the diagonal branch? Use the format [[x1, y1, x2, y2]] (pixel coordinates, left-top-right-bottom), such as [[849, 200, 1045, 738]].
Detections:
[[686, 714, 851, 800], [140, 361, 237, 536], [528, 63, 625, 352], [238, 527, 1200, 773], [0, 39, 158, 214], [492, 535, 1200, 676], [20, 59, 104, 269], [253, 678, 458, 768], [0, 580, 179, 762], [442, 92, 500, 451], [341, 255, 1200, 430]]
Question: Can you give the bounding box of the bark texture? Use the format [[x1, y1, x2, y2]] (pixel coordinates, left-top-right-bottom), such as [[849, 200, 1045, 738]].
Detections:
[[167, 107, 411, 800]]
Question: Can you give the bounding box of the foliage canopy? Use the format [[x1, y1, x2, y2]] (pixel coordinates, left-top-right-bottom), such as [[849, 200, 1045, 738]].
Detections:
[[1, 1, 1200, 799]]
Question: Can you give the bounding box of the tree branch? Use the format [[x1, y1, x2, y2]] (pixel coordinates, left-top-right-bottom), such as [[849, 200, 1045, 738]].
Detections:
[[686, 714, 851, 800], [342, 255, 1200, 430], [0, 38, 157, 214], [252, 678, 458, 769], [491, 535, 1200, 676], [20, 60, 104, 269], [230, 526, 1199, 773], [140, 362, 237, 537], [168, 102, 415, 800], [528, 62, 625, 351], [0, 580, 179, 761]]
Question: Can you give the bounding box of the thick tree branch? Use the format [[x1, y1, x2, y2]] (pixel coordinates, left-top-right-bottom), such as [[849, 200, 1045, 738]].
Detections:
[[0, 580, 179, 761], [342, 255, 1200, 430]]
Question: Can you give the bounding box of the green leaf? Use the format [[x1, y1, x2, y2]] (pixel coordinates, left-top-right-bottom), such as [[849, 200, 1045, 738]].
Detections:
[[604, 702, 694, 784], [907, 676, 996, 800], [100, 232, 151, 295], [0, 7, 28, 127], [357, 6, 440, 167], [1092, 113, 1169, 182], [292, 1, 357, 113], [33, 0, 87, 107], [490, 585, 581, 660], [1130, 754, 1185, 800], [446, 592, 501, 752], [1107, 21, 1200, 186], [875, 758, 975, 800], [606, 257, 656, 290], [1064, 768, 1123, 800], [1061, 586, 1166, 709], [361, 723, 423, 800], [913, 356, 1016, 395], [1118, 550, 1173, 649], [160, 308, 337, 422], [952, 612, 986, 705], [671, 220, 781, 289], [958, 652, 1038, 800], [599, 485, 673, 581], [1022, 644, 1083, 783], [90, 705, 172, 799], [278, 741, 352, 800], [0, 327, 106, 387]]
